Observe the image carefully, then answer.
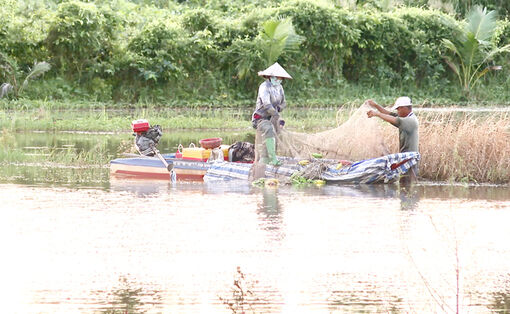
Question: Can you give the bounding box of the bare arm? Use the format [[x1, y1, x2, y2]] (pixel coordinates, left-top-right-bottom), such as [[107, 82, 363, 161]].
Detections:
[[366, 99, 391, 115], [367, 109, 398, 126]]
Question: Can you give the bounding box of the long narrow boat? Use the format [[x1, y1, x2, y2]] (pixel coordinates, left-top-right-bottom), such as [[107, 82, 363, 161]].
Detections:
[[110, 154, 210, 180], [110, 152, 420, 184]]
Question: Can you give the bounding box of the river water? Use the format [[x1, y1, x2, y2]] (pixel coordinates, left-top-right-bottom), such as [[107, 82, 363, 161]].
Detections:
[[1, 132, 510, 313]]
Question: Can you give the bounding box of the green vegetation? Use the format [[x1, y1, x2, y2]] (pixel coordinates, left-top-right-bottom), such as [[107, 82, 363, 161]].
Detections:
[[0, 105, 343, 132], [0, 129, 115, 165], [443, 6, 510, 94], [0, 0, 510, 106], [2, 0, 510, 185], [0, 52, 51, 98]]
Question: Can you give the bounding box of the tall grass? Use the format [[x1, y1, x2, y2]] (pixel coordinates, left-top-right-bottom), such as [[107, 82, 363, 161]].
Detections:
[[419, 112, 510, 183], [0, 128, 113, 166], [377, 111, 510, 183]]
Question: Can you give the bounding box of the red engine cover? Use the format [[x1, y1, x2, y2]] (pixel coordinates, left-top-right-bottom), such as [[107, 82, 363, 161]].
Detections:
[[132, 119, 150, 133]]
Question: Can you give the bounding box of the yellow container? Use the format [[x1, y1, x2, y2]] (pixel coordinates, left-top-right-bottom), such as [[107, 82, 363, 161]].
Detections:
[[182, 145, 229, 161]]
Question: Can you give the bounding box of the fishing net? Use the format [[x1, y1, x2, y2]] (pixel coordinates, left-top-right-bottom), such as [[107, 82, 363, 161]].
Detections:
[[276, 102, 396, 161]]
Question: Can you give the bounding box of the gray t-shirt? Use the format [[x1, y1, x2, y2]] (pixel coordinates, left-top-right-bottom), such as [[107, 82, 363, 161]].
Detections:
[[252, 80, 286, 121], [394, 112, 419, 153]]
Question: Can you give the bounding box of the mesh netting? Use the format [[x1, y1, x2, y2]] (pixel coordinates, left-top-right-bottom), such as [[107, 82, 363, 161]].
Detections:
[[277, 103, 396, 161]]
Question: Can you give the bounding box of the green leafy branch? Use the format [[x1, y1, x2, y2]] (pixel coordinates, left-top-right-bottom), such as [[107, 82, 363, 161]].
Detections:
[[0, 53, 51, 98], [442, 6, 510, 94], [261, 18, 304, 66]]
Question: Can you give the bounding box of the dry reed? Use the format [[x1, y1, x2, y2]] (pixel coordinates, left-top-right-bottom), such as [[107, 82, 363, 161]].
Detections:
[[376, 111, 510, 183], [417, 112, 510, 183], [281, 106, 510, 184]]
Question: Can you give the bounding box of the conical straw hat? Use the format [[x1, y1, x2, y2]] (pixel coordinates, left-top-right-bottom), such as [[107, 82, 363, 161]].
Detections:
[[257, 62, 292, 79]]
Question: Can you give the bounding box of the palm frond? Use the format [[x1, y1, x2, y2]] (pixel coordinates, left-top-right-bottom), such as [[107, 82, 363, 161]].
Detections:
[[465, 5, 497, 43], [19, 62, 51, 95], [442, 39, 460, 57], [469, 43, 510, 88], [459, 33, 484, 66], [24, 62, 51, 82], [481, 44, 510, 63], [443, 6, 508, 94], [284, 34, 304, 54], [273, 19, 293, 42], [262, 20, 280, 41], [261, 18, 303, 66], [443, 57, 460, 76]]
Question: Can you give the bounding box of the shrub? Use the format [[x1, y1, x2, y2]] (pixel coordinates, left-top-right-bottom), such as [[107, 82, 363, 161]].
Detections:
[[278, 1, 360, 81], [46, 1, 119, 79], [0, 1, 52, 69], [330, 8, 461, 89], [395, 8, 462, 86], [181, 8, 218, 33], [442, 6, 510, 93], [344, 11, 413, 84], [127, 20, 190, 82]]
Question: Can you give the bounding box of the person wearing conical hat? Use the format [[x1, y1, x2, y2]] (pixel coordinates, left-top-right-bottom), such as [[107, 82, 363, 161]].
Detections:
[[251, 62, 292, 167]]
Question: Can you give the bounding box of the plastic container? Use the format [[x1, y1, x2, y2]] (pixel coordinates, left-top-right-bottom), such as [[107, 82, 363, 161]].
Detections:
[[131, 119, 150, 133], [175, 144, 183, 158], [182, 144, 229, 161], [199, 137, 222, 149]]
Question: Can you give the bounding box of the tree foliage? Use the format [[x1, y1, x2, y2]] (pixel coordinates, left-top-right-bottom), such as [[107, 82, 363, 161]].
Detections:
[[1, 0, 510, 103], [46, 1, 119, 79], [261, 18, 304, 67], [0, 52, 51, 98], [443, 6, 510, 93]]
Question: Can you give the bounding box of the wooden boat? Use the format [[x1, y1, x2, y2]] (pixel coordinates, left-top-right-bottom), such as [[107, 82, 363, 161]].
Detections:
[[114, 121, 420, 184], [110, 154, 211, 181]]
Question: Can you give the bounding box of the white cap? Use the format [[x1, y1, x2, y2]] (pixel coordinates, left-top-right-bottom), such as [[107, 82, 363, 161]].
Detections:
[[257, 62, 292, 79], [391, 96, 412, 110]]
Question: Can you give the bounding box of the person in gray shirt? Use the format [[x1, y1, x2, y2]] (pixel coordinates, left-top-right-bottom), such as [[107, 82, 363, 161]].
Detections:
[[251, 62, 292, 166], [366, 96, 419, 183]]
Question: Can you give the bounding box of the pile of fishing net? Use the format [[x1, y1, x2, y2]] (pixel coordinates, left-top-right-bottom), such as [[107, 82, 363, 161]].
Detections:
[[275, 103, 397, 179]]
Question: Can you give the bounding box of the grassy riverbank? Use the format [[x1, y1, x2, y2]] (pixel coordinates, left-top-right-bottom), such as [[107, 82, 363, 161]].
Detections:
[[0, 104, 344, 132], [2, 93, 510, 132]]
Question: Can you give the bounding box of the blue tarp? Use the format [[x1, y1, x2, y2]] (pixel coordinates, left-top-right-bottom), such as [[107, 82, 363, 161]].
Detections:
[[203, 152, 420, 184], [321, 152, 420, 184]]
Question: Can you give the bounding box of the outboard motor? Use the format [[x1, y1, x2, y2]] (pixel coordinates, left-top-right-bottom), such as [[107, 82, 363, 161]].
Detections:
[[132, 119, 163, 156]]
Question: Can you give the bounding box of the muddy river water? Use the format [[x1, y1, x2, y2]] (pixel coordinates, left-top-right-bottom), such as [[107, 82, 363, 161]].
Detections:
[[1, 132, 509, 313]]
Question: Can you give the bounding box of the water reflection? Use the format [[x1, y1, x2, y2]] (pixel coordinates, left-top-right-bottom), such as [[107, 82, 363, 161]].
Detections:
[[202, 180, 252, 195], [256, 188, 283, 238], [95, 276, 163, 313], [489, 274, 510, 313], [399, 185, 420, 211], [321, 184, 399, 199], [109, 177, 173, 196], [3, 183, 510, 312], [219, 266, 266, 314], [490, 291, 510, 313], [328, 291, 403, 313], [418, 183, 510, 201], [109, 178, 254, 197]]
